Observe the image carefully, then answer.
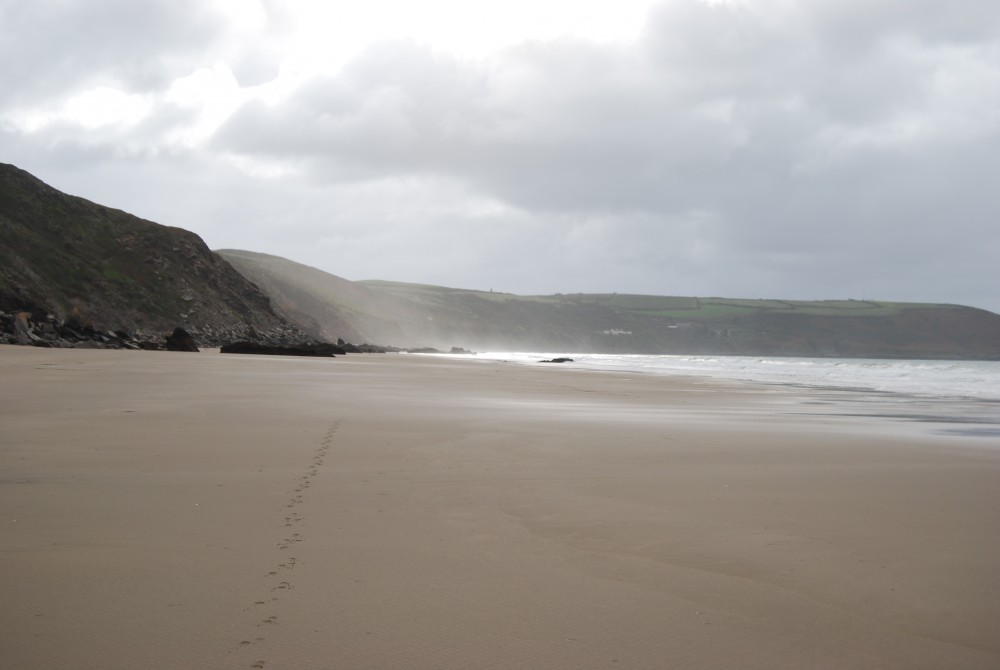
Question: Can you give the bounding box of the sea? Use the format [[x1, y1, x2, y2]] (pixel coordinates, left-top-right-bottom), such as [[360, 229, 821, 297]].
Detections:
[[468, 352, 1000, 401], [448, 352, 1000, 439]]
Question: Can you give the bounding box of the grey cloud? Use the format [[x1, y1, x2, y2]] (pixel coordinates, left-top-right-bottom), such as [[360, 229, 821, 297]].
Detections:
[[213, 5, 997, 209], [229, 46, 284, 88], [2, 100, 200, 173], [202, 1, 1000, 311], [214, 44, 493, 174], [214, 39, 750, 211], [0, 0, 228, 107], [4, 0, 999, 312], [805, 0, 1000, 47]]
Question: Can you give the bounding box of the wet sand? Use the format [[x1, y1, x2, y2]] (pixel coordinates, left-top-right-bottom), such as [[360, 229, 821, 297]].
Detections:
[[2, 347, 998, 669]]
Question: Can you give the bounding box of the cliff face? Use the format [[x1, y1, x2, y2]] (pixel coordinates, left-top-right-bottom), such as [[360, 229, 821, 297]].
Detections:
[[0, 164, 301, 345], [217, 249, 422, 346]]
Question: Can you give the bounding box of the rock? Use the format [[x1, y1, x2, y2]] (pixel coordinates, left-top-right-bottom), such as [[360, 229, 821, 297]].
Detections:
[[0, 303, 179, 351], [539, 357, 574, 363], [339, 341, 398, 353], [14, 312, 33, 345], [58, 326, 85, 340], [63, 307, 90, 333], [220, 341, 343, 357], [165, 327, 199, 352]]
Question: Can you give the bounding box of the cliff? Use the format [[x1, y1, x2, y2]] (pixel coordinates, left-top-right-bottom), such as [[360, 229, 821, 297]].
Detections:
[[0, 164, 302, 345]]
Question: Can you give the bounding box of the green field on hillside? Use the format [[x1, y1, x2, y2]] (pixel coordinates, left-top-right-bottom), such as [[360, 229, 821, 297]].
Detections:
[[359, 282, 951, 320]]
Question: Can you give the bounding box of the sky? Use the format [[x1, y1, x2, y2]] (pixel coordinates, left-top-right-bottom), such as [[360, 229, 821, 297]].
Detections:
[[2, 0, 999, 313]]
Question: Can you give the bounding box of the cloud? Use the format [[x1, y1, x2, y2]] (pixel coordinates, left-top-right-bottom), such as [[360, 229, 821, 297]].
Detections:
[[3, 0, 999, 311], [0, 0, 230, 108], [212, 0, 999, 208]]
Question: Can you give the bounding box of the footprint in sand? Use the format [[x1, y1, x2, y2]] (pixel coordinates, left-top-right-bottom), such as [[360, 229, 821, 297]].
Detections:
[[235, 421, 341, 662]]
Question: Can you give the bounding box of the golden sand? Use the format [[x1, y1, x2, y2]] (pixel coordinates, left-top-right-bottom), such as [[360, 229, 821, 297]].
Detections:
[[2, 347, 998, 669]]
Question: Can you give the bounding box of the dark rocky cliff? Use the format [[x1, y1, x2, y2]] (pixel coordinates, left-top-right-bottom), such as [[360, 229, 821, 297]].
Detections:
[[0, 164, 302, 346]]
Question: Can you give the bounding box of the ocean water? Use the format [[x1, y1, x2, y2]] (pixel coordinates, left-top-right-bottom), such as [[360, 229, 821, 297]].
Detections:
[[469, 352, 1000, 402], [439, 352, 999, 440]]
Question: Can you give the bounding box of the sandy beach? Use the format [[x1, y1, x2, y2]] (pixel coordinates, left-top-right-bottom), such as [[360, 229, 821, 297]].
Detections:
[[2, 347, 998, 669]]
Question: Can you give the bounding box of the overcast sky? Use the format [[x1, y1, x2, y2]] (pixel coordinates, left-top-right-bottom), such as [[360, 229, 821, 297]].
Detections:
[[2, 0, 998, 313]]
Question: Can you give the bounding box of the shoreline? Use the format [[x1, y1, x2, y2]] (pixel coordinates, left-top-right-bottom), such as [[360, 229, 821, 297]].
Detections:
[[2, 347, 998, 669], [453, 350, 1000, 403], [447, 352, 1000, 439]]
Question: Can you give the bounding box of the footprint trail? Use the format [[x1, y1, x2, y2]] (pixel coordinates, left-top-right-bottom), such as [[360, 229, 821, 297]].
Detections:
[[230, 420, 341, 668]]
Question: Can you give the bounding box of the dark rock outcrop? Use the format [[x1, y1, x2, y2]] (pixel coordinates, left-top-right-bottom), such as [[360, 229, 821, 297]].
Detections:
[[220, 341, 345, 357], [540, 357, 574, 363], [1, 307, 209, 351], [13, 312, 32, 345], [165, 327, 199, 352]]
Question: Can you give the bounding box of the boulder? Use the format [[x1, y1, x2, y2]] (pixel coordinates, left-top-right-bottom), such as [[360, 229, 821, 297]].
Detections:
[[14, 312, 34, 345], [62, 307, 90, 333], [165, 327, 199, 352]]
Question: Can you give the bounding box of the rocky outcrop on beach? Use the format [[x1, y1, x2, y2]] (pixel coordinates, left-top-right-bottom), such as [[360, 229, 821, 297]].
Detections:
[[0, 307, 476, 356], [1, 308, 210, 351], [165, 327, 199, 352], [2, 308, 157, 350], [220, 341, 346, 357], [0, 304, 311, 351]]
